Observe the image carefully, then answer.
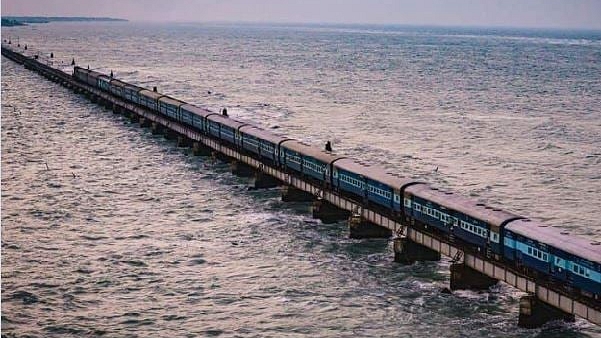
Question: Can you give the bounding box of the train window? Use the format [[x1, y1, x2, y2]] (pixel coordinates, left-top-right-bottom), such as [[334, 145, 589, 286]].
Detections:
[[528, 247, 532, 255]]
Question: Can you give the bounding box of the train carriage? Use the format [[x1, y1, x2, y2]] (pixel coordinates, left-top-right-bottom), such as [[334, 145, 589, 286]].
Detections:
[[73, 66, 89, 83], [138, 89, 163, 112], [364, 168, 416, 212], [122, 83, 143, 104], [97, 74, 111, 92], [206, 114, 248, 146], [504, 219, 601, 298], [109, 79, 127, 99], [280, 140, 342, 183], [158, 96, 185, 120], [332, 159, 370, 201], [86, 70, 104, 88], [180, 104, 214, 133], [239, 126, 289, 164], [404, 185, 522, 256]]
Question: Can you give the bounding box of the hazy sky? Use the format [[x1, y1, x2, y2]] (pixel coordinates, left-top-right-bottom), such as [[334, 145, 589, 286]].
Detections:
[[2, 0, 601, 29]]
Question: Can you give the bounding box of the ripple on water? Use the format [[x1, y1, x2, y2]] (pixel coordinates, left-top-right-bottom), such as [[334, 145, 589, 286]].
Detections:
[[2, 23, 601, 338]]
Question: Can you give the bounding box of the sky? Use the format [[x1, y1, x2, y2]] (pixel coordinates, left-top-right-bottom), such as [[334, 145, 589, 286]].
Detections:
[[2, 0, 601, 30]]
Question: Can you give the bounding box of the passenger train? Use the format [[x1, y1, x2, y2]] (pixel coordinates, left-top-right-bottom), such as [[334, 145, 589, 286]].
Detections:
[[72, 66, 601, 300]]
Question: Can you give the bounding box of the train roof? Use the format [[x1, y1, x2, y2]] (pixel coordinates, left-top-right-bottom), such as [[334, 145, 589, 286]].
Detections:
[[333, 158, 372, 175], [139, 89, 164, 100], [405, 184, 522, 230], [207, 114, 248, 130], [506, 219, 601, 264], [365, 166, 417, 190], [73, 66, 90, 74], [239, 125, 290, 144], [109, 78, 127, 88], [333, 158, 418, 190], [180, 104, 213, 118], [87, 70, 104, 80], [159, 95, 185, 106], [281, 140, 343, 165]]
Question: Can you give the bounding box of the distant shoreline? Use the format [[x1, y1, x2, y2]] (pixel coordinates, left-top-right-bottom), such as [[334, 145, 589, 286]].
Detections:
[[1, 16, 127, 26]]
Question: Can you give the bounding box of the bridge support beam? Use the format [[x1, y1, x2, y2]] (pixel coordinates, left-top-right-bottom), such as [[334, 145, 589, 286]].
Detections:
[[312, 198, 350, 224], [450, 263, 497, 290], [251, 172, 280, 189], [518, 295, 574, 328], [230, 160, 254, 177], [348, 214, 392, 239], [281, 185, 314, 202], [192, 142, 211, 156], [393, 236, 441, 264]]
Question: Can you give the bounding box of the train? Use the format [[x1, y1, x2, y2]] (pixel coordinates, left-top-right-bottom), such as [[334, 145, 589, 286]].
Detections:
[[72, 66, 601, 300]]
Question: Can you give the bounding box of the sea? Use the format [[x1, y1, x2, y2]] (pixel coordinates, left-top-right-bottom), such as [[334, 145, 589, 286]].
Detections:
[[2, 22, 601, 337]]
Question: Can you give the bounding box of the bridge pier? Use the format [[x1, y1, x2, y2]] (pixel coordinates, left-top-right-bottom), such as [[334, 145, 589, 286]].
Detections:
[[230, 160, 254, 177], [139, 117, 150, 128], [177, 135, 191, 148], [518, 295, 574, 328], [450, 263, 497, 290], [251, 172, 280, 189], [90, 95, 98, 104], [393, 236, 441, 264], [348, 214, 392, 239], [112, 103, 121, 114], [128, 110, 139, 122], [192, 142, 211, 156], [281, 185, 314, 202], [312, 198, 350, 224], [151, 122, 163, 135]]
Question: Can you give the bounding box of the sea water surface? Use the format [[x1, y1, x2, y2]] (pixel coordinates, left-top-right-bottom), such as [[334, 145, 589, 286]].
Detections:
[[2, 22, 601, 337]]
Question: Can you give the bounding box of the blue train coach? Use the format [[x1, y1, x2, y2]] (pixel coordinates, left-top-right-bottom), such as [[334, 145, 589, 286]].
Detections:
[[239, 126, 289, 164], [280, 140, 342, 183], [504, 219, 601, 298], [179, 104, 214, 134], [206, 114, 248, 146], [158, 96, 185, 120], [404, 184, 522, 257]]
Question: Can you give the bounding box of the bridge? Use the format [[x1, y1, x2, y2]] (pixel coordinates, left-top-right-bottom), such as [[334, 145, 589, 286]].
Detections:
[[2, 43, 600, 329]]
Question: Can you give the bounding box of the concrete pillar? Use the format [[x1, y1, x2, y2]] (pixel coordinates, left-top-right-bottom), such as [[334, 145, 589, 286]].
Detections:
[[90, 95, 97, 104], [128, 110, 139, 122], [393, 236, 441, 264], [163, 129, 176, 140], [312, 198, 350, 224], [177, 135, 191, 148], [112, 103, 121, 114], [251, 172, 280, 189], [151, 122, 162, 135], [518, 295, 574, 328], [281, 185, 314, 202], [450, 263, 497, 290], [192, 142, 211, 156], [230, 160, 254, 177], [139, 117, 151, 128], [348, 214, 392, 239]]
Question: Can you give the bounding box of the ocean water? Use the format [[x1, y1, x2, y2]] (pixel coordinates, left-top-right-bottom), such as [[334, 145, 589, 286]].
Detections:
[[2, 22, 600, 337]]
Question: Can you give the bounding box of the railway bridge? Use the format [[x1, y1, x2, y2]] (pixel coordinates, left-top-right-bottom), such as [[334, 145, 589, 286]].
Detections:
[[2, 44, 600, 329]]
